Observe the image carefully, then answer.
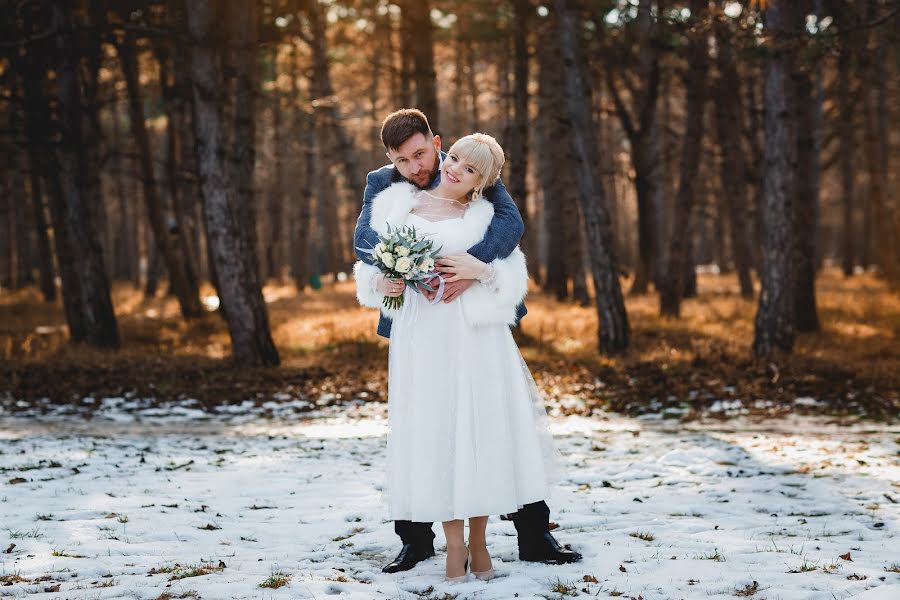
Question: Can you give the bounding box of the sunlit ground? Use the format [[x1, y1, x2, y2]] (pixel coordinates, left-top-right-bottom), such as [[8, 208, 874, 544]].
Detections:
[[1, 268, 897, 418]]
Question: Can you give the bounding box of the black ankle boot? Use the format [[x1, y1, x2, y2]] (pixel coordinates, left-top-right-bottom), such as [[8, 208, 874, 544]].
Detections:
[[518, 531, 582, 564]]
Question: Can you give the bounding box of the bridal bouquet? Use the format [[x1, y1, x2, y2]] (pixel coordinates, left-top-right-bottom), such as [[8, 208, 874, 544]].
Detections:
[[359, 224, 442, 310]]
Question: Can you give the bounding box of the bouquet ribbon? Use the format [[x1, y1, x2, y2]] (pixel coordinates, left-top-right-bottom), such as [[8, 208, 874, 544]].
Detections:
[[428, 274, 446, 305]]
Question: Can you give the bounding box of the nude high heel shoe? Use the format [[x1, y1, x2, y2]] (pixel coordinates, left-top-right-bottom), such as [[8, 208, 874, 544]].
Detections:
[[472, 567, 495, 581], [444, 549, 469, 583], [470, 547, 494, 581]]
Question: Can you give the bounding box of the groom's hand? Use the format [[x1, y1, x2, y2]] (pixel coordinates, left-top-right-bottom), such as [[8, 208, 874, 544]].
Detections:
[[421, 276, 474, 302], [439, 279, 474, 303]]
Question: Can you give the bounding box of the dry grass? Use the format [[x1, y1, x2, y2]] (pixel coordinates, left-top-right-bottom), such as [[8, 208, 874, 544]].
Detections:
[[1, 269, 897, 418]]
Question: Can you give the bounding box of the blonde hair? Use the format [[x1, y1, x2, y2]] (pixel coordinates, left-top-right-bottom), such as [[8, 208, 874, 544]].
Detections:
[[447, 133, 505, 199]]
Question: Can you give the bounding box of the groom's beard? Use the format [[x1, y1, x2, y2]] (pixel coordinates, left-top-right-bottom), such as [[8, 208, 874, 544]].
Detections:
[[406, 153, 441, 189]]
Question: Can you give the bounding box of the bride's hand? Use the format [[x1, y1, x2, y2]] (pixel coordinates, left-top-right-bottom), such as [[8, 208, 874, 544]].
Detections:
[[435, 254, 489, 282], [374, 275, 405, 297]]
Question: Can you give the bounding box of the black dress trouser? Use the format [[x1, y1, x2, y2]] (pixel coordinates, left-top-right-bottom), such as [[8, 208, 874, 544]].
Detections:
[[394, 500, 551, 548]]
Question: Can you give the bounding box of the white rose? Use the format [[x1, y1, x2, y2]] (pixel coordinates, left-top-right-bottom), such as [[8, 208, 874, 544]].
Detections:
[[396, 246, 410, 257], [381, 252, 395, 269], [418, 257, 434, 272], [395, 256, 412, 273], [373, 242, 386, 258]]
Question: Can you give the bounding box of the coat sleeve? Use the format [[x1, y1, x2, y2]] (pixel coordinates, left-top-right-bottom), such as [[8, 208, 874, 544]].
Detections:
[[466, 178, 524, 263], [353, 261, 401, 319], [354, 171, 387, 265], [461, 246, 528, 327]]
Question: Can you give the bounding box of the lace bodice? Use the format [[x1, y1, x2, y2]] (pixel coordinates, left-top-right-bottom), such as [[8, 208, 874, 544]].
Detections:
[[408, 190, 472, 223]]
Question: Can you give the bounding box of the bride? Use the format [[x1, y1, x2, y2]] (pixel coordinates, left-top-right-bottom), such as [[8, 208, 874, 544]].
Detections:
[[354, 133, 559, 582]]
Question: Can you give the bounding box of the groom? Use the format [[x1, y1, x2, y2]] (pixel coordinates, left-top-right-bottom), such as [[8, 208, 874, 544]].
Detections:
[[354, 108, 582, 573]]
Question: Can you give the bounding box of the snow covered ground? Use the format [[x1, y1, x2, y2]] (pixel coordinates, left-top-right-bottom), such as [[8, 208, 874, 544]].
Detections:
[[0, 400, 898, 600]]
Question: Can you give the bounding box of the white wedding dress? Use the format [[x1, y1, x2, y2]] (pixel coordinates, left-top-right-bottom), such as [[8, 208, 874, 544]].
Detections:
[[356, 186, 561, 523]]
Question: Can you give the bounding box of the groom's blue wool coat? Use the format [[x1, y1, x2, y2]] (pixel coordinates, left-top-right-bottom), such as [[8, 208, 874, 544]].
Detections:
[[353, 157, 528, 338]]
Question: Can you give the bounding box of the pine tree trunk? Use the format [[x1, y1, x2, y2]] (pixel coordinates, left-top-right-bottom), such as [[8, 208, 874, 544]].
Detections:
[[465, 37, 479, 131], [267, 73, 285, 282], [659, 0, 707, 317], [186, 0, 279, 366], [289, 43, 312, 291], [536, 16, 576, 299], [1, 176, 11, 289], [397, 1, 412, 108], [18, 23, 80, 319], [862, 0, 898, 285], [230, 0, 262, 284], [793, 19, 821, 332], [120, 33, 204, 318], [752, 0, 797, 357], [27, 162, 57, 301], [837, 27, 855, 277], [48, 0, 119, 348], [713, 11, 754, 298], [554, 0, 629, 354], [157, 36, 204, 294], [606, 0, 663, 296], [507, 0, 535, 271], [11, 162, 32, 288], [402, 0, 438, 123], [302, 0, 363, 195]]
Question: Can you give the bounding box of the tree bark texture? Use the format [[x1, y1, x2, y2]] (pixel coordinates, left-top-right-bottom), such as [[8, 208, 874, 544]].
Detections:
[[119, 33, 204, 319], [186, 0, 279, 366], [792, 16, 821, 332], [659, 0, 708, 317], [752, 0, 797, 357], [713, 8, 754, 298], [402, 0, 438, 124], [553, 0, 629, 354], [49, 0, 120, 348], [507, 0, 535, 266], [605, 0, 664, 295]]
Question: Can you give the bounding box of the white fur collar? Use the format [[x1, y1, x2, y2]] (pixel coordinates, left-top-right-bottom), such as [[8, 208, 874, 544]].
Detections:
[[369, 182, 494, 247]]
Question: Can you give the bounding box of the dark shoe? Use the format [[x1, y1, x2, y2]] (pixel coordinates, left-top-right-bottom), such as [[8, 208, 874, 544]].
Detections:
[[382, 543, 436, 573], [519, 532, 582, 564]]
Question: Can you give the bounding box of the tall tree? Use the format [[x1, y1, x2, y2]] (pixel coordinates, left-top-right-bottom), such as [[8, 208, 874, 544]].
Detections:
[[402, 0, 438, 123], [712, 4, 754, 298], [659, 0, 709, 317], [506, 0, 535, 264], [861, 0, 898, 285], [537, 11, 585, 303], [48, 0, 120, 348], [836, 9, 856, 277], [605, 0, 665, 295], [752, 0, 797, 357], [553, 0, 629, 354], [792, 1, 821, 332], [118, 32, 204, 319], [186, 0, 279, 366], [230, 0, 262, 278]]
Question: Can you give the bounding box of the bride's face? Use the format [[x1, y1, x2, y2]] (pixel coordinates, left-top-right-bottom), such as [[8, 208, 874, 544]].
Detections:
[[441, 152, 483, 199]]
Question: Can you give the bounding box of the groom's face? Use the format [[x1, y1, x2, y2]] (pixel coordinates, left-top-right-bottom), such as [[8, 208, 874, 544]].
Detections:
[[386, 133, 442, 189]]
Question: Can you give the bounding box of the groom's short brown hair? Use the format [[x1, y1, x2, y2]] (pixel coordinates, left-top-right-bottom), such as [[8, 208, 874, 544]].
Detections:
[[380, 109, 433, 151]]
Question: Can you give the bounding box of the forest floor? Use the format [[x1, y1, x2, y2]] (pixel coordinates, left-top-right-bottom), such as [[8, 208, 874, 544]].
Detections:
[[0, 269, 898, 599], [1, 268, 897, 420]]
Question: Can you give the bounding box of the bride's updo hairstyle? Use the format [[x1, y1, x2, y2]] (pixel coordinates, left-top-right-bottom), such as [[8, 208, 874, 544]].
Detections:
[[447, 133, 505, 200]]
